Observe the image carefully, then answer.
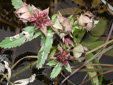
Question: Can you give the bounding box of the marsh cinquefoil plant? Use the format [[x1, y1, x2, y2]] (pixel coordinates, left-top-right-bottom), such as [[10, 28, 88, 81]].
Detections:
[[1, 0, 113, 85]]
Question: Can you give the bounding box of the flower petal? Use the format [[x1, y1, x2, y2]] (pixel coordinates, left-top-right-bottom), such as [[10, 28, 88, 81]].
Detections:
[[57, 15, 66, 23], [33, 9, 40, 18], [34, 22, 40, 29], [15, 4, 29, 14], [19, 12, 32, 20], [44, 19, 54, 26], [40, 24, 47, 35], [62, 51, 67, 56], [58, 45, 63, 54], [29, 16, 37, 22], [64, 38, 73, 47], [40, 8, 49, 18]]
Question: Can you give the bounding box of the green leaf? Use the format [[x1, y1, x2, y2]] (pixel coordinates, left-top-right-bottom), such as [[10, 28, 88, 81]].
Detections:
[[73, 29, 86, 44], [93, 59, 103, 85], [37, 28, 53, 68], [82, 20, 107, 43], [0, 26, 41, 48], [12, 0, 24, 9], [50, 63, 62, 79], [70, 18, 74, 24], [82, 41, 105, 50], [47, 60, 57, 66], [86, 53, 100, 85], [53, 19, 63, 30], [87, 64, 99, 85], [51, 14, 58, 22], [65, 63, 72, 72], [49, 46, 57, 57]]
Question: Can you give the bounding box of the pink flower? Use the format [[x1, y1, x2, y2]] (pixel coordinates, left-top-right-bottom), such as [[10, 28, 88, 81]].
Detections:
[[64, 37, 73, 47], [60, 36, 74, 48], [29, 7, 53, 35], [78, 11, 95, 31], [15, 4, 32, 22]]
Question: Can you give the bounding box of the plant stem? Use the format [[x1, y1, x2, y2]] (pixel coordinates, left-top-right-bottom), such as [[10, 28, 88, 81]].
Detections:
[[0, 73, 14, 85], [11, 61, 37, 78], [61, 72, 75, 85]]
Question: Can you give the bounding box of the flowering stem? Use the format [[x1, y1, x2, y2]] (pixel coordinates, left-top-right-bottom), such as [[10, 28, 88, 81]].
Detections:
[[61, 45, 113, 84]]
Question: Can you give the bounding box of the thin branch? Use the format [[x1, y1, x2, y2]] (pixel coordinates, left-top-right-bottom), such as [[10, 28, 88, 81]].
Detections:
[[11, 56, 38, 70], [86, 39, 113, 55], [80, 69, 113, 85], [11, 61, 37, 78], [61, 72, 75, 85], [79, 67, 113, 72], [86, 63, 113, 67]]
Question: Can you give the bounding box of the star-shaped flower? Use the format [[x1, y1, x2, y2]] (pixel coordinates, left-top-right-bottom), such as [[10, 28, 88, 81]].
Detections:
[[56, 46, 72, 65], [29, 7, 53, 35]]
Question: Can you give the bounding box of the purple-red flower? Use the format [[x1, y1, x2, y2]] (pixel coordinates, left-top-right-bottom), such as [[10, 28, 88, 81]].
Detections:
[[56, 46, 72, 65], [29, 7, 53, 35]]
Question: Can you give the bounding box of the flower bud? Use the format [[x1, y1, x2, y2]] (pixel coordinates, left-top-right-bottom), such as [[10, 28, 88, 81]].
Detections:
[[15, 4, 32, 22], [78, 11, 95, 31]]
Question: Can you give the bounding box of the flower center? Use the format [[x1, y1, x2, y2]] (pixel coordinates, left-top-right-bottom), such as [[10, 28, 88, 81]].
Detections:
[[37, 17, 43, 23]]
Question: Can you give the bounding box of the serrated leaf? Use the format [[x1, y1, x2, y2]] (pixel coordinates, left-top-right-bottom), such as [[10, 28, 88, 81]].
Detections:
[[12, 0, 24, 9], [37, 28, 53, 68], [87, 64, 99, 85], [86, 53, 100, 85], [50, 63, 62, 79], [0, 26, 41, 48], [65, 63, 72, 72], [47, 60, 57, 66], [93, 58, 103, 84]]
